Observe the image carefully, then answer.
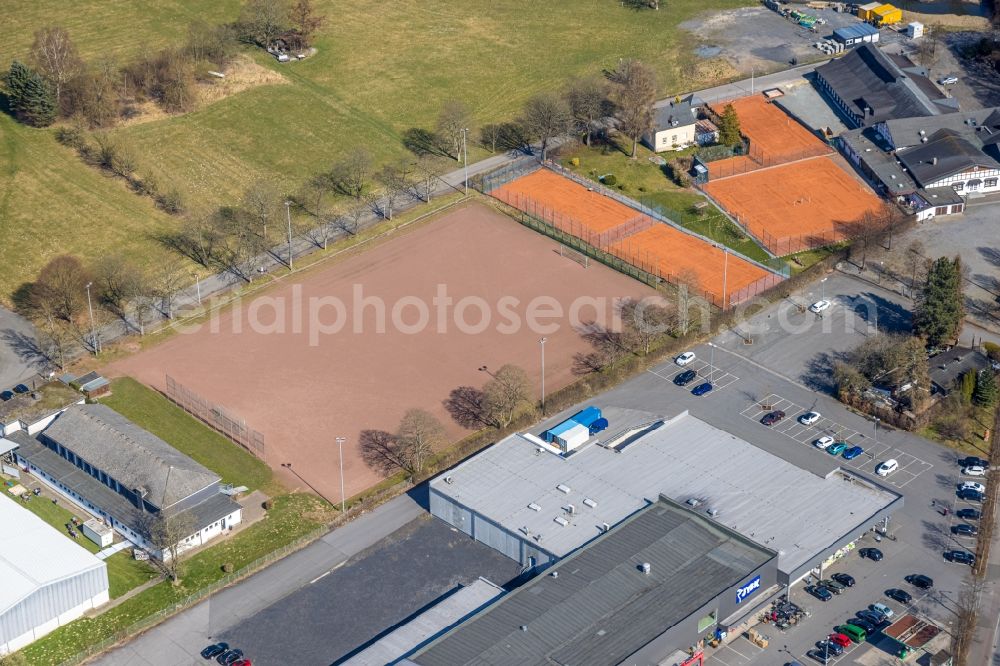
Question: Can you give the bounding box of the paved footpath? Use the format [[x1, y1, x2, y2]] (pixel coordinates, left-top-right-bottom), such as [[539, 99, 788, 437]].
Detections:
[[95, 492, 424, 666]]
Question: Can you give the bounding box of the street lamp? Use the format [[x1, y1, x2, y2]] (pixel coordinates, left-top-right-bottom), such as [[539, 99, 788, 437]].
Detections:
[[820, 276, 828, 302], [461, 128, 469, 195], [85, 282, 98, 355], [191, 272, 202, 306], [539, 338, 547, 413], [285, 201, 294, 270], [335, 436, 346, 513]]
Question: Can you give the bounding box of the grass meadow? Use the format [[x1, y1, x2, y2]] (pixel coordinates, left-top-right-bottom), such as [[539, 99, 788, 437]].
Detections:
[[1, 0, 753, 303]]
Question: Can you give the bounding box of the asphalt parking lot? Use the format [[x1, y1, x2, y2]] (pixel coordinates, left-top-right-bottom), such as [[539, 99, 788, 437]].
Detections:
[[215, 514, 520, 666], [595, 272, 984, 664]]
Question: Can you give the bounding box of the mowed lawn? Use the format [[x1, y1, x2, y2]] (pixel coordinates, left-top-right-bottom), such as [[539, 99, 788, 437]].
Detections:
[[1, 0, 752, 301], [101, 377, 274, 493]]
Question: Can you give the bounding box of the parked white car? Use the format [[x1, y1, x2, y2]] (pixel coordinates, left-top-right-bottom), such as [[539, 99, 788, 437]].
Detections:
[[962, 466, 987, 477], [876, 459, 899, 477], [799, 411, 821, 426], [938, 75, 959, 85], [676, 351, 696, 366], [809, 300, 831, 314], [815, 436, 834, 449], [960, 481, 986, 493]]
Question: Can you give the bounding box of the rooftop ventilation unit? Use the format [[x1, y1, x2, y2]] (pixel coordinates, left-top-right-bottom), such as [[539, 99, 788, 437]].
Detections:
[[583, 498, 598, 509], [919, 130, 926, 135], [686, 498, 701, 507], [601, 522, 611, 533], [554, 516, 569, 527], [444, 475, 454, 484], [528, 503, 542, 512], [707, 508, 719, 517], [519, 526, 530, 536], [565, 504, 575, 515], [551, 571, 559, 578], [641, 562, 652, 575], [556, 484, 571, 494]]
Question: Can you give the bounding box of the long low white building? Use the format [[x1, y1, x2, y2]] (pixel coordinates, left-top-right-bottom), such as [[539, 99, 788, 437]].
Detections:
[[0, 492, 109, 655], [430, 410, 902, 585]]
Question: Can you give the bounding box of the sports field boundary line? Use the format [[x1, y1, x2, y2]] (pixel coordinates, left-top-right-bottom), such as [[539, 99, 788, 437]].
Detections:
[[152, 195, 473, 337], [704, 152, 829, 183], [543, 162, 788, 280]]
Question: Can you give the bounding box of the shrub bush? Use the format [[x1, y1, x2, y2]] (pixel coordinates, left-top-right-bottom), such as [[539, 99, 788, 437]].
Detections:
[[222, 562, 234, 573], [569, 157, 580, 167], [602, 174, 617, 186], [985, 342, 1000, 363], [261, 499, 273, 511]]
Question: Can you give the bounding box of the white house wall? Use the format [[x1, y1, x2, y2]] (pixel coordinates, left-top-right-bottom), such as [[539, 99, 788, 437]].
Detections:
[[927, 167, 1000, 193], [648, 124, 697, 152]]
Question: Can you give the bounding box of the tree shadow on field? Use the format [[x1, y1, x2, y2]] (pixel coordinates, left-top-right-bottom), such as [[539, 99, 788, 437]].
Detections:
[[401, 127, 449, 159], [850, 292, 911, 334], [443, 385, 490, 429], [801, 350, 845, 395], [978, 246, 1000, 268], [571, 322, 630, 376]]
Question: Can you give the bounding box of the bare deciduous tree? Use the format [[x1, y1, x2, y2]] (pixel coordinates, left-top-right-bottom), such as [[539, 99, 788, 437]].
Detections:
[[620, 297, 676, 354], [520, 92, 572, 161], [610, 59, 657, 157], [675, 268, 702, 335], [151, 263, 186, 319], [435, 99, 472, 161], [566, 76, 608, 146], [331, 148, 372, 199], [138, 511, 195, 582], [482, 364, 532, 428], [378, 164, 410, 220], [414, 155, 442, 203], [396, 408, 445, 474], [29, 26, 83, 112], [33, 255, 93, 323], [239, 0, 290, 48], [480, 123, 503, 153], [289, 0, 325, 45], [242, 180, 281, 250]]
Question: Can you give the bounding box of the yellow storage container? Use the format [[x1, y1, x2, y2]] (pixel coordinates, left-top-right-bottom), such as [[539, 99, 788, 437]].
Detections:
[[873, 3, 902, 25], [857, 1, 881, 19]]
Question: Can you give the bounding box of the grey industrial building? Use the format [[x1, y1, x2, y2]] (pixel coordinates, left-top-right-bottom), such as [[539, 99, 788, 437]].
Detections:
[[815, 44, 958, 128], [12, 404, 242, 559], [0, 493, 109, 655], [429, 411, 901, 585], [409, 496, 777, 666]]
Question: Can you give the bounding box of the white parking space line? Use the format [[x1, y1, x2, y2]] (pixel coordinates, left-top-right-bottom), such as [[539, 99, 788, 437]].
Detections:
[[739, 393, 933, 488], [648, 364, 740, 394]]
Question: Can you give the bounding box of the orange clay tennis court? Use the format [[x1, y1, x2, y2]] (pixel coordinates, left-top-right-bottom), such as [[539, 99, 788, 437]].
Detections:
[[704, 156, 883, 256], [607, 225, 779, 306], [712, 95, 832, 164], [491, 167, 781, 307]]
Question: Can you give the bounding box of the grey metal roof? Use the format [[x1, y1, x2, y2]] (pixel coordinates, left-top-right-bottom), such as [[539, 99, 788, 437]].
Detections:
[[15, 436, 239, 535], [39, 404, 219, 509], [816, 45, 951, 125], [413, 497, 775, 666], [343, 580, 505, 666], [897, 129, 1000, 186], [833, 23, 879, 41], [839, 128, 918, 195], [652, 96, 700, 132], [880, 107, 1000, 150], [929, 347, 991, 393], [429, 412, 899, 576]]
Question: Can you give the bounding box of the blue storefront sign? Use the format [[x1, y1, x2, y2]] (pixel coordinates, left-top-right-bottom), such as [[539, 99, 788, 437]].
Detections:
[[736, 575, 761, 604]]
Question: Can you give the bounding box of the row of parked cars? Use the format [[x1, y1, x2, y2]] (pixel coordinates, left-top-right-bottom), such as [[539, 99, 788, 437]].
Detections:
[[201, 643, 250, 666], [944, 456, 989, 566], [805, 573, 933, 663]]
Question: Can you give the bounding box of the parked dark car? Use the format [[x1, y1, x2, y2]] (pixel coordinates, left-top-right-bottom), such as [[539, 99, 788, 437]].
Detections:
[[808, 585, 833, 602], [217, 649, 243, 666], [860, 547, 883, 561], [887, 588, 912, 604], [956, 508, 981, 520], [857, 609, 886, 626], [201, 643, 229, 659], [817, 640, 844, 656], [952, 524, 978, 536], [691, 382, 714, 396], [906, 574, 934, 590], [958, 456, 989, 469], [674, 369, 698, 386], [807, 650, 832, 665], [850, 618, 876, 634], [831, 573, 855, 587], [818, 579, 845, 594], [761, 410, 786, 426], [12, 383, 29, 394], [945, 550, 976, 565], [0, 390, 13, 401], [958, 489, 984, 502]]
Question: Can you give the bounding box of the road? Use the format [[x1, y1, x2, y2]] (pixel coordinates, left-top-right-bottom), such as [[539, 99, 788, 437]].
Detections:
[[0, 306, 47, 388], [655, 60, 824, 107], [95, 491, 425, 666]]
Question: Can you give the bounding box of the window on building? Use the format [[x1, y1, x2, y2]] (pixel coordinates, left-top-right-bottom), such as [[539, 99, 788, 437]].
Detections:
[[953, 182, 964, 191], [951, 204, 964, 214], [697, 611, 718, 633], [935, 206, 949, 215], [986, 178, 998, 188]]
